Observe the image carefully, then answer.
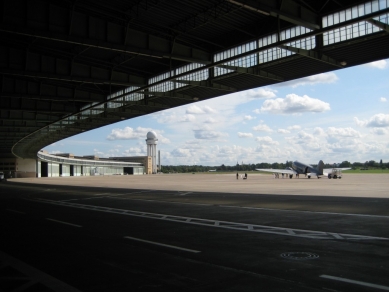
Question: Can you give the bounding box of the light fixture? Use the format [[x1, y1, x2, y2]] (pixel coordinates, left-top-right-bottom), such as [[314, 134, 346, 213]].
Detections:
[[340, 61, 347, 66]]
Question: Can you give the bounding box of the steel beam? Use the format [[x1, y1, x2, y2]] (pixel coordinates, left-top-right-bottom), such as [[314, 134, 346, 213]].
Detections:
[[215, 65, 284, 81], [279, 45, 344, 67]]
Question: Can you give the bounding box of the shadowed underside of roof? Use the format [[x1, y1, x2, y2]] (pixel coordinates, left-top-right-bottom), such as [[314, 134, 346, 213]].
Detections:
[[1, 0, 389, 158]]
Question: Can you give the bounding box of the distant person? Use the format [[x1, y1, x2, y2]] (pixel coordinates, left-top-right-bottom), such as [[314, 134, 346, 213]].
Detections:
[[236, 172, 239, 179], [245, 173, 247, 179]]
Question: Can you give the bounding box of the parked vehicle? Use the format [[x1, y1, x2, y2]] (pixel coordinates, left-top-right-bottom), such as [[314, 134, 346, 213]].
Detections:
[[328, 168, 343, 179]]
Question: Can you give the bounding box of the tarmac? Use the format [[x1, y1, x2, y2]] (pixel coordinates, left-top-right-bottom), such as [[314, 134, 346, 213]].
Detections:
[[2, 173, 389, 291], [9, 173, 389, 198]]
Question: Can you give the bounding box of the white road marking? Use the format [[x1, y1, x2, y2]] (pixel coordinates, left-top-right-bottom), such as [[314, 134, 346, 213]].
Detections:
[[33, 199, 388, 241], [320, 275, 389, 291], [61, 193, 111, 201], [124, 236, 201, 253], [46, 218, 82, 228], [99, 197, 389, 219], [224, 205, 389, 219], [6, 209, 25, 214]]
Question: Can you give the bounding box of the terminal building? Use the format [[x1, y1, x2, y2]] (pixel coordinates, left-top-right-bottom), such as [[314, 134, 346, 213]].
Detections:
[[0, 132, 159, 178]]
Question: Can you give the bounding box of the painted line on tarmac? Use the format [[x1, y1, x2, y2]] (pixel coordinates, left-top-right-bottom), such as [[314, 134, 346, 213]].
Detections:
[[320, 275, 389, 291], [60, 191, 153, 202], [61, 193, 111, 201], [230, 206, 389, 219], [114, 197, 212, 206], [32, 198, 389, 241], [96, 197, 389, 219], [46, 218, 82, 228], [124, 236, 201, 253], [6, 209, 26, 214]]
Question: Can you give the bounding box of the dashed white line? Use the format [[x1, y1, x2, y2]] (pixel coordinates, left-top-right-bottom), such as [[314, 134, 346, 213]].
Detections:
[[46, 218, 82, 228], [102, 197, 389, 219], [320, 275, 389, 291], [34, 199, 388, 240], [124, 236, 201, 253]]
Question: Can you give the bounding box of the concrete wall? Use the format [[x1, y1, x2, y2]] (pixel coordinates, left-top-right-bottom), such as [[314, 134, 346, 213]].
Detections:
[[16, 158, 37, 178]]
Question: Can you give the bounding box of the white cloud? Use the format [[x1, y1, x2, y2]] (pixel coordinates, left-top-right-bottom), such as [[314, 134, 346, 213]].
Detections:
[[253, 123, 273, 132], [171, 148, 192, 157], [256, 136, 279, 145], [186, 105, 217, 114], [277, 129, 290, 134], [297, 131, 316, 142], [244, 115, 255, 121], [106, 127, 170, 144], [380, 97, 387, 102], [193, 130, 228, 140], [122, 147, 147, 156], [157, 113, 195, 124], [203, 105, 217, 114], [277, 72, 338, 88], [260, 94, 330, 114], [107, 126, 150, 140], [238, 132, 253, 138], [371, 128, 388, 135], [365, 60, 387, 69], [204, 117, 218, 124], [326, 127, 361, 138], [354, 114, 389, 127], [313, 127, 326, 136], [287, 125, 301, 131], [246, 88, 277, 99]]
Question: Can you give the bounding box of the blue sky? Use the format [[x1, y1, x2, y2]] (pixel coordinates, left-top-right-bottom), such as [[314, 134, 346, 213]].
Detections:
[[44, 59, 389, 166]]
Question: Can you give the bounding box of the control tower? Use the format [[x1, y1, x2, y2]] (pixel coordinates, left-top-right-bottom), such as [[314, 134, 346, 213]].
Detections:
[[146, 131, 158, 174]]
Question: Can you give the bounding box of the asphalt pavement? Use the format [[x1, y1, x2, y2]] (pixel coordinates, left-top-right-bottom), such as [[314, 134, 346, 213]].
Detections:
[[1, 174, 388, 291]]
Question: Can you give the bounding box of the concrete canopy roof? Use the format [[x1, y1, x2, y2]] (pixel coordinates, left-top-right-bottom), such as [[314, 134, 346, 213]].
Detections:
[[1, 0, 389, 158]]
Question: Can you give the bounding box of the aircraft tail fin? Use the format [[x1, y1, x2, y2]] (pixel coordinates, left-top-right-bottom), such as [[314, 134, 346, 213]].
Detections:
[[317, 160, 324, 175]]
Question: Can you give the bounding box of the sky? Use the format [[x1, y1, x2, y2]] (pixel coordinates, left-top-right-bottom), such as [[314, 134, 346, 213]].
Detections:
[[44, 59, 389, 166]]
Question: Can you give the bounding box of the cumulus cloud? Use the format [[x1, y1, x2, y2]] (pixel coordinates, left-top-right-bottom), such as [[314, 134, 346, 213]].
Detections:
[[157, 114, 195, 124], [246, 88, 277, 99], [256, 136, 279, 145], [260, 94, 330, 114], [314, 127, 326, 136], [244, 115, 255, 121], [238, 132, 253, 138], [297, 131, 316, 142], [277, 72, 338, 88], [171, 148, 191, 157], [380, 97, 387, 102], [122, 147, 146, 156], [193, 130, 228, 140], [107, 126, 150, 140], [288, 125, 301, 131], [186, 105, 217, 114], [365, 59, 387, 69], [354, 114, 389, 127], [277, 129, 290, 134], [371, 128, 388, 135], [106, 127, 170, 144], [326, 127, 361, 138], [253, 123, 273, 132], [204, 117, 218, 124]]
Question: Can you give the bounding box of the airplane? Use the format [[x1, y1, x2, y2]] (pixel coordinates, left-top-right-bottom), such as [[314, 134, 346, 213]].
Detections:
[[208, 169, 217, 172], [256, 160, 351, 179]]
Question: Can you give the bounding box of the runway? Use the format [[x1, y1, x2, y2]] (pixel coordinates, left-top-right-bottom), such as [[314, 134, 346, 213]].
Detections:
[[1, 174, 388, 291]]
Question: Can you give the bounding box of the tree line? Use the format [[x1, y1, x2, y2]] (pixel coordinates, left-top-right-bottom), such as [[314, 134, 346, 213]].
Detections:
[[160, 160, 387, 173]]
